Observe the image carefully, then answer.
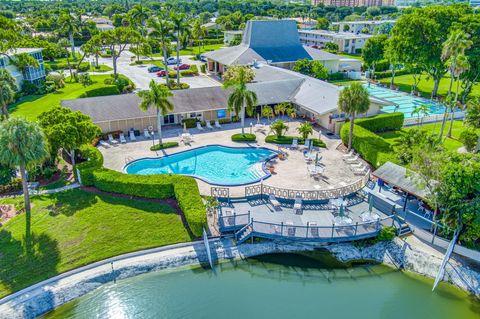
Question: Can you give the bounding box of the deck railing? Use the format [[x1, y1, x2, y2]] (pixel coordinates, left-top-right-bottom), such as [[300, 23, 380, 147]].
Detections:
[[218, 211, 250, 232], [244, 171, 370, 201], [403, 111, 464, 127], [235, 215, 395, 243]]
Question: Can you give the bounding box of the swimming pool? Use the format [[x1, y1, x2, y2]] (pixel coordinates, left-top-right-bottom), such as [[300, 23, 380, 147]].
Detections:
[[364, 85, 447, 118], [124, 145, 278, 186]]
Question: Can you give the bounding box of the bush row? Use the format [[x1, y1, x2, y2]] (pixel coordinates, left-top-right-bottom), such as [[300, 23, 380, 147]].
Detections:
[[340, 123, 396, 168], [79, 86, 120, 98], [150, 142, 179, 151], [191, 38, 224, 45], [355, 112, 404, 133], [373, 68, 410, 79], [265, 135, 326, 148], [231, 133, 256, 142], [75, 145, 206, 237]]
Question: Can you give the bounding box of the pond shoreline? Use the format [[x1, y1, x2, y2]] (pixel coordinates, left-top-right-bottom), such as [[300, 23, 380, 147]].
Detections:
[[0, 237, 479, 318]]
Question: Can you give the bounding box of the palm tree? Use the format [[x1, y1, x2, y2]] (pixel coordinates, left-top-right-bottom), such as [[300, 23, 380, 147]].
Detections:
[[447, 54, 469, 138], [172, 13, 190, 85], [223, 66, 258, 135], [137, 80, 174, 144], [274, 102, 287, 120], [0, 69, 16, 120], [59, 12, 80, 61], [129, 4, 149, 36], [439, 29, 472, 140], [58, 38, 74, 79], [191, 19, 206, 56], [338, 82, 370, 152], [270, 120, 289, 137], [411, 103, 431, 126], [0, 118, 48, 235], [297, 122, 313, 140], [262, 105, 274, 122], [148, 17, 173, 86]]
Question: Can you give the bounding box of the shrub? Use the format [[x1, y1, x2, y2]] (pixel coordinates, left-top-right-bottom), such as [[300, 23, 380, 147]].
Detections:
[[0, 178, 22, 195], [340, 123, 396, 168], [190, 64, 198, 74], [182, 118, 198, 128], [378, 226, 396, 241], [327, 72, 347, 81], [200, 64, 206, 73], [459, 128, 478, 152], [79, 86, 120, 98], [265, 135, 326, 148], [374, 68, 409, 79], [160, 82, 190, 90], [74, 145, 104, 186], [231, 133, 256, 142], [270, 120, 289, 137], [150, 142, 179, 151], [180, 70, 196, 77], [355, 112, 404, 133]]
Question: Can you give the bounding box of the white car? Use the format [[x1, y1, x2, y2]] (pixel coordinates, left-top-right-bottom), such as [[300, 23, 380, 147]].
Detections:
[[166, 57, 181, 65]]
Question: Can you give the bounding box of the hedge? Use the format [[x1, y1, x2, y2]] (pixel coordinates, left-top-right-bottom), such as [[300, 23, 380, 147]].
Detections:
[[150, 142, 179, 151], [231, 133, 256, 142], [340, 123, 397, 168], [75, 145, 206, 237], [355, 112, 404, 133], [182, 118, 197, 128], [373, 68, 410, 79], [265, 135, 326, 148], [79, 86, 120, 98]]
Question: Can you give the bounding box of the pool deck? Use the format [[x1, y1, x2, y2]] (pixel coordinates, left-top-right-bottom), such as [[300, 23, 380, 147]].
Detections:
[[99, 120, 367, 196]]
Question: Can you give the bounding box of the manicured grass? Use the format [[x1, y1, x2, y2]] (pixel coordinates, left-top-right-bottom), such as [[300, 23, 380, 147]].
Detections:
[[338, 52, 364, 62], [378, 120, 477, 152], [88, 64, 113, 72], [0, 189, 190, 298], [379, 73, 480, 99], [9, 74, 121, 120], [330, 79, 362, 87], [231, 133, 256, 142]]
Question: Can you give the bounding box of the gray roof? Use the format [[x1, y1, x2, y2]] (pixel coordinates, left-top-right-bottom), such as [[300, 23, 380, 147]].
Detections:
[[372, 162, 430, 199], [204, 20, 346, 65]]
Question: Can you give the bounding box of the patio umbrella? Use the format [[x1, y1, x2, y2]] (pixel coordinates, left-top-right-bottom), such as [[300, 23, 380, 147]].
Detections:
[[368, 195, 374, 213], [315, 152, 319, 166], [183, 122, 187, 133], [339, 204, 345, 217], [257, 113, 260, 124]]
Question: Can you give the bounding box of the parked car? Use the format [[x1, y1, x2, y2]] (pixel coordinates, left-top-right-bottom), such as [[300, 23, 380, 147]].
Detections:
[[166, 57, 181, 65], [174, 63, 190, 70], [148, 66, 163, 73], [156, 70, 167, 77], [199, 54, 207, 62]]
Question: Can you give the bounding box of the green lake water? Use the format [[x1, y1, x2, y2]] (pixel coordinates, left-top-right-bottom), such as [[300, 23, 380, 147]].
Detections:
[[42, 253, 480, 319]]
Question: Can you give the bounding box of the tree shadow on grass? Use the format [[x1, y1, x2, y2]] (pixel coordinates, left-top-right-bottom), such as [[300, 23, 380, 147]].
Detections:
[[38, 190, 99, 217], [0, 229, 60, 297]]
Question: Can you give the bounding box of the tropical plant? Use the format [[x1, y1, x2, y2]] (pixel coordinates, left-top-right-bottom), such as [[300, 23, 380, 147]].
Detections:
[[446, 54, 469, 138], [223, 66, 257, 135], [148, 17, 173, 85], [459, 129, 478, 152], [191, 19, 207, 55], [270, 120, 289, 137], [0, 69, 16, 120], [262, 105, 274, 122], [78, 73, 92, 87], [297, 122, 313, 140], [0, 118, 49, 231], [362, 34, 388, 77], [46, 72, 65, 90], [10, 53, 39, 74], [171, 13, 190, 85], [38, 106, 100, 166], [59, 11, 80, 61], [274, 102, 287, 119], [464, 97, 480, 153], [138, 79, 174, 144], [58, 38, 74, 79], [338, 82, 370, 152], [411, 103, 430, 126], [286, 105, 297, 119], [129, 4, 149, 36]]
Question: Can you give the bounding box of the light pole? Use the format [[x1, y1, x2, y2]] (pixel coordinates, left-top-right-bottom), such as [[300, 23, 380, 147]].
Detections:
[[148, 126, 155, 148]]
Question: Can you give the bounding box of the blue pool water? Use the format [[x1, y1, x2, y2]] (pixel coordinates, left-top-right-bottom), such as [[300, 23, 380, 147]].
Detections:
[[124, 145, 277, 186], [364, 85, 447, 118]]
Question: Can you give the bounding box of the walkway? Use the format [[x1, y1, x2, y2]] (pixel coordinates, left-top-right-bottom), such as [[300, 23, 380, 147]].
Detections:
[[0, 183, 80, 199]]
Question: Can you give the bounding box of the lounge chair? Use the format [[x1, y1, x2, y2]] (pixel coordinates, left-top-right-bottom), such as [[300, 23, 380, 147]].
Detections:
[[345, 155, 359, 163], [129, 130, 137, 141], [309, 222, 319, 237], [215, 120, 222, 128], [342, 150, 354, 158], [303, 139, 311, 150], [99, 140, 110, 148], [206, 121, 214, 130], [350, 162, 363, 168], [269, 194, 281, 210], [293, 196, 302, 214], [119, 133, 127, 144], [144, 129, 151, 139], [108, 134, 119, 145], [353, 165, 367, 175], [290, 138, 298, 149], [196, 122, 204, 131]]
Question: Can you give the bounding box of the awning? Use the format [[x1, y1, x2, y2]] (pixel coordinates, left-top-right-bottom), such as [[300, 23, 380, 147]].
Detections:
[[372, 161, 431, 200]]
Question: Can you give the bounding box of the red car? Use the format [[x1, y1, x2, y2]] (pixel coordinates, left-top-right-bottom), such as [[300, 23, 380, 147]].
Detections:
[[174, 63, 190, 70], [156, 70, 167, 77]]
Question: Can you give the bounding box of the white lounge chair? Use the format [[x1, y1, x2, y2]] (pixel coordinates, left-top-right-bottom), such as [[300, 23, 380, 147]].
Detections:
[[144, 129, 150, 138], [303, 139, 311, 150], [345, 155, 359, 163], [196, 122, 204, 131], [290, 138, 298, 149], [215, 120, 222, 128], [353, 165, 367, 175], [350, 162, 363, 168], [206, 121, 214, 130], [129, 130, 137, 141], [119, 133, 127, 143], [293, 196, 302, 214], [269, 194, 281, 210], [99, 140, 110, 148], [108, 134, 119, 145], [342, 150, 354, 158]]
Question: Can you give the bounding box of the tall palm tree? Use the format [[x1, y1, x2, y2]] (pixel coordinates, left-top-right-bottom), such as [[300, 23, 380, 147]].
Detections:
[[59, 12, 80, 61], [0, 69, 16, 120], [223, 66, 258, 135], [0, 118, 49, 235], [148, 17, 173, 86], [338, 82, 370, 152], [171, 13, 190, 85], [137, 80, 174, 144], [447, 54, 470, 138], [129, 4, 149, 36], [191, 19, 206, 56], [439, 30, 472, 140]]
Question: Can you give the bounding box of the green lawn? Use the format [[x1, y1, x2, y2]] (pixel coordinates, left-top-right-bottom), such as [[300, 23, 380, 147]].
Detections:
[[379, 74, 480, 99], [9, 74, 119, 120], [0, 189, 190, 298], [87, 64, 113, 72], [338, 52, 364, 62], [378, 120, 475, 152]]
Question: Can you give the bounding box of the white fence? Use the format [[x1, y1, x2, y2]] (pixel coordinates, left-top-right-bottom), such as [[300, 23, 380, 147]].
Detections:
[[403, 112, 465, 126]]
